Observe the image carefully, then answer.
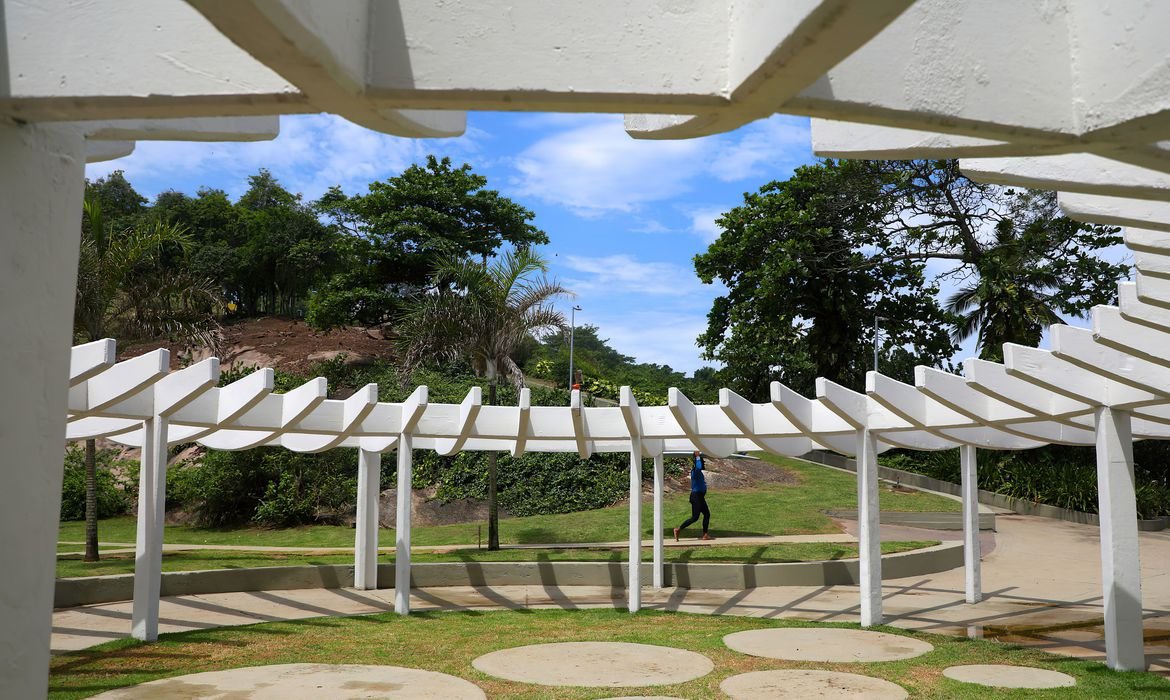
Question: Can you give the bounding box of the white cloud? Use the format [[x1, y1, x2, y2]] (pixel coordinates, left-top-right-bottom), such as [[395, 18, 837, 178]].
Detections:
[[510, 115, 707, 217], [84, 114, 482, 200], [508, 113, 812, 217], [707, 114, 811, 182], [559, 254, 705, 297], [688, 207, 727, 244]]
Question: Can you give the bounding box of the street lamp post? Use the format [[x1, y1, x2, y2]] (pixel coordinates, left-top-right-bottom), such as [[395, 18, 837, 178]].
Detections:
[[569, 305, 582, 388], [873, 315, 887, 372]]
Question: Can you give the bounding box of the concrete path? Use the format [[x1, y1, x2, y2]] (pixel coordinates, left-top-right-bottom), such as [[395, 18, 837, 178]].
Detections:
[[57, 532, 861, 557], [52, 514, 1170, 675]]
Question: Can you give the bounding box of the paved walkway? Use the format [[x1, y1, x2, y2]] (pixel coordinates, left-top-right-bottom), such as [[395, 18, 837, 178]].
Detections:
[[57, 532, 862, 557], [52, 515, 1170, 674]]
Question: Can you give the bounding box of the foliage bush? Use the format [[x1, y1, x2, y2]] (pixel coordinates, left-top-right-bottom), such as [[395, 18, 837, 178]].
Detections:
[[60, 445, 135, 520], [168, 447, 358, 527], [883, 445, 1170, 520]]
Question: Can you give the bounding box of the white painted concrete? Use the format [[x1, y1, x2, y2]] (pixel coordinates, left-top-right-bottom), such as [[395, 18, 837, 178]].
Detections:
[[1094, 407, 1146, 671], [0, 120, 86, 699], [628, 439, 642, 613], [856, 428, 882, 627], [131, 414, 169, 641], [652, 453, 665, 589], [354, 449, 381, 591], [960, 445, 981, 604], [395, 434, 412, 615]]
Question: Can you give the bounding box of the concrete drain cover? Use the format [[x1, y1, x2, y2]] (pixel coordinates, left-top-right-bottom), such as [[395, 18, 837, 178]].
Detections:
[[472, 641, 714, 687], [724, 627, 933, 662], [944, 664, 1076, 689], [721, 670, 908, 699], [89, 663, 486, 699]]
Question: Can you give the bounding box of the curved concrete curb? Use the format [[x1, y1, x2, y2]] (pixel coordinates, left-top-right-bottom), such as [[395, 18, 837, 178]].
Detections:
[[54, 542, 963, 608]]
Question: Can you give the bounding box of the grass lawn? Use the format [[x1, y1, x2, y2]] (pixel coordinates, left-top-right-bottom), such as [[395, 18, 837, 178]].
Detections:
[[58, 454, 959, 550], [56, 541, 940, 578], [48, 609, 1170, 699]]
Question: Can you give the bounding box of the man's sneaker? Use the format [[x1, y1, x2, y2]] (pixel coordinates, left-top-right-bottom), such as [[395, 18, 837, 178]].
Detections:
[[673, 527, 680, 542], [700, 533, 715, 541]]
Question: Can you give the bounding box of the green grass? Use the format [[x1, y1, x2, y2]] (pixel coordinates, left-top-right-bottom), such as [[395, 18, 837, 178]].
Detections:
[[56, 541, 939, 578], [48, 609, 1170, 699], [57, 455, 959, 550]]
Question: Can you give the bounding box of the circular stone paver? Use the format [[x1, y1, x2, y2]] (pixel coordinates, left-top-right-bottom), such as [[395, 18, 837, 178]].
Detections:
[[943, 664, 1077, 689], [721, 670, 909, 699], [724, 628, 933, 663], [472, 641, 714, 687], [89, 663, 486, 699]]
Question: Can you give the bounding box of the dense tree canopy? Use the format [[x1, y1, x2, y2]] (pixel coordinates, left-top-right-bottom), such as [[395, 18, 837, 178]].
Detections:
[[872, 161, 1128, 360], [309, 156, 549, 328], [695, 159, 958, 400], [696, 159, 1130, 398]]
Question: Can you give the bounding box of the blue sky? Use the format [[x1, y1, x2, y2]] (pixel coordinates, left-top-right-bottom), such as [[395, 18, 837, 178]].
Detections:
[[85, 112, 815, 375]]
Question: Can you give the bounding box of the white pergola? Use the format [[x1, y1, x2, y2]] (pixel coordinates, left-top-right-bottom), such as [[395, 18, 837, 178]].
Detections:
[[7, 1, 1170, 696]]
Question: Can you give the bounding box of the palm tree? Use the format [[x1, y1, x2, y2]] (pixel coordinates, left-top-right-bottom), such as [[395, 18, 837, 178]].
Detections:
[[74, 194, 223, 561], [398, 249, 570, 549], [944, 219, 1063, 362]]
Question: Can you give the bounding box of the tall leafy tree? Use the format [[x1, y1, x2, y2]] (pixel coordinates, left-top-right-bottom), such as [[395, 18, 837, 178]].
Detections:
[[695, 160, 957, 400], [871, 162, 1128, 360], [397, 249, 569, 549], [310, 156, 549, 328], [74, 192, 223, 560]]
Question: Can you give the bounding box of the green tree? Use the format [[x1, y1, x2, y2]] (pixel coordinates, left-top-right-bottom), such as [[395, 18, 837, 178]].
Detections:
[[74, 192, 222, 561], [695, 160, 958, 400], [872, 162, 1127, 360], [397, 249, 569, 549], [310, 156, 549, 328]]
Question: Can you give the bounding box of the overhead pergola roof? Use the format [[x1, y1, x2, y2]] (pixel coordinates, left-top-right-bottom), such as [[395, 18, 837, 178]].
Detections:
[[11, 3, 1170, 694]]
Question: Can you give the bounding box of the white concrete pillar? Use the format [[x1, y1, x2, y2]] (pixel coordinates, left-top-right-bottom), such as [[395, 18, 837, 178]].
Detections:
[[960, 444, 982, 604], [857, 428, 882, 627], [652, 453, 665, 589], [1094, 407, 1146, 671], [0, 121, 85, 698], [394, 434, 413, 615], [132, 415, 169, 641], [354, 448, 381, 591], [628, 439, 642, 612]]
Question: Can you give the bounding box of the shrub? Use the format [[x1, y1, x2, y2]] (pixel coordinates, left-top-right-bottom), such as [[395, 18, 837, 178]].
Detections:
[[60, 444, 135, 520], [168, 447, 358, 527], [884, 445, 1170, 518]]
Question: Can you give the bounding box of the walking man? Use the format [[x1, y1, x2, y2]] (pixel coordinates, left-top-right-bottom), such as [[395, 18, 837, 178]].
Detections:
[[675, 451, 713, 541]]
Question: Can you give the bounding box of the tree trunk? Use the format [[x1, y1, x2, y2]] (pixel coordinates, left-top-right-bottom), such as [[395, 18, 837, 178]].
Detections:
[[84, 438, 100, 562], [487, 381, 500, 550]]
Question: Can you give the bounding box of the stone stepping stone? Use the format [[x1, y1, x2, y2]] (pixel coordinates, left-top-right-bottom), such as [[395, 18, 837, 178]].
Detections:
[[944, 664, 1076, 689], [601, 697, 688, 700], [89, 663, 486, 699], [721, 670, 908, 699], [724, 627, 933, 662], [472, 641, 714, 687]]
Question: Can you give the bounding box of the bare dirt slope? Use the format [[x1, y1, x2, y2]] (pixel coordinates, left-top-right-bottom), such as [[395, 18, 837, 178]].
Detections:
[[119, 316, 395, 374]]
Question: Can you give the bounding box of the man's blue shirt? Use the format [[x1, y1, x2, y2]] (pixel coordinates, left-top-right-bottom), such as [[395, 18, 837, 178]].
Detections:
[[690, 456, 707, 494]]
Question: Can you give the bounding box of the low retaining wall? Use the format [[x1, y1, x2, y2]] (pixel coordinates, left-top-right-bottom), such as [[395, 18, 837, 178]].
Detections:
[[54, 542, 964, 608], [803, 450, 1167, 532]]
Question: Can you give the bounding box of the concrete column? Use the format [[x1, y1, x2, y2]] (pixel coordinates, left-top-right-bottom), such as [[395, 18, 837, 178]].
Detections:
[[652, 453, 665, 589], [857, 428, 882, 627], [960, 444, 982, 604], [132, 415, 169, 641], [628, 439, 642, 612], [394, 434, 413, 615], [0, 121, 85, 698], [1095, 407, 1146, 671], [354, 448, 381, 591]]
